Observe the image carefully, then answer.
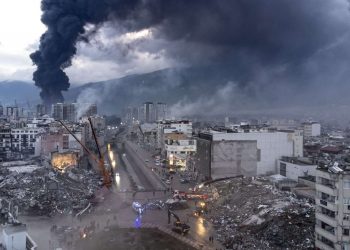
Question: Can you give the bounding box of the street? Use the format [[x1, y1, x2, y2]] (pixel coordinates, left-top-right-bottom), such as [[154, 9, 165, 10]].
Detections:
[[115, 134, 221, 249], [10, 129, 219, 250]]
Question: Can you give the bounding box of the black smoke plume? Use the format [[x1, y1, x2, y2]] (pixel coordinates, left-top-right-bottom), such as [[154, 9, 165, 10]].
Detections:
[[31, 0, 349, 107], [30, 0, 140, 106]]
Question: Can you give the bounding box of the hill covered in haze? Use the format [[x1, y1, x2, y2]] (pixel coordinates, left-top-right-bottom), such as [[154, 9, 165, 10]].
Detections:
[[64, 67, 240, 116], [2, 67, 350, 121]]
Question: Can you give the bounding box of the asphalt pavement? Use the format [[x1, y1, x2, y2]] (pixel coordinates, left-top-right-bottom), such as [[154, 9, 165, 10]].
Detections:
[[123, 139, 222, 250], [16, 130, 219, 250]]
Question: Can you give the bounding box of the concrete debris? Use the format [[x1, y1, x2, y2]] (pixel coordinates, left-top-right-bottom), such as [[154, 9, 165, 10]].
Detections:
[[0, 165, 100, 219], [204, 177, 315, 249]]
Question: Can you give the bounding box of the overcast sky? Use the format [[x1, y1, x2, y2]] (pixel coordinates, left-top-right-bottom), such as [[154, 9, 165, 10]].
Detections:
[[3, 0, 350, 118], [0, 0, 174, 84], [2, 0, 350, 87], [0, 0, 44, 82]]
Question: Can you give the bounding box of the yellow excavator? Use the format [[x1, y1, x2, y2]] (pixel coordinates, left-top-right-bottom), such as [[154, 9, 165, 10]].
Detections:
[[168, 209, 190, 235]]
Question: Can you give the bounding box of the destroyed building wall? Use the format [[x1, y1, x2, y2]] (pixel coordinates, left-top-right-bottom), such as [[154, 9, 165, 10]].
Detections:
[[37, 133, 65, 157], [37, 128, 84, 158], [211, 140, 258, 178]]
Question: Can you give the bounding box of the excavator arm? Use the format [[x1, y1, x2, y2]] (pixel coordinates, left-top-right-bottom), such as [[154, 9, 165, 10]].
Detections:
[[87, 117, 111, 187], [58, 120, 111, 188]]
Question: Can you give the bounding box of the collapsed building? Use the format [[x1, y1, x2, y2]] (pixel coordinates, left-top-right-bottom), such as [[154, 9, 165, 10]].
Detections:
[[203, 177, 315, 249], [0, 163, 100, 217], [0, 114, 107, 219]]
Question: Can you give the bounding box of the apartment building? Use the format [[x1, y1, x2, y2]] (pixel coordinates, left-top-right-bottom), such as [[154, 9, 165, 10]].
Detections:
[[315, 163, 350, 250], [11, 128, 42, 155], [0, 127, 11, 160], [303, 121, 321, 137], [165, 132, 197, 168], [157, 120, 193, 150], [52, 103, 77, 122]]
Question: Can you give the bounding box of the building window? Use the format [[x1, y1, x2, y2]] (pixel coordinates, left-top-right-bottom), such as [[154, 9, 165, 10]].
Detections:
[[344, 228, 350, 236], [280, 163, 287, 177], [344, 180, 350, 189], [345, 198, 350, 205]]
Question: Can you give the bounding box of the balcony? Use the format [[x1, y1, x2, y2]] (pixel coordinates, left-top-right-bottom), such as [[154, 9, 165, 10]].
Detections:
[[315, 226, 336, 242], [316, 198, 337, 211], [316, 213, 337, 227], [315, 239, 335, 250], [316, 183, 337, 196]]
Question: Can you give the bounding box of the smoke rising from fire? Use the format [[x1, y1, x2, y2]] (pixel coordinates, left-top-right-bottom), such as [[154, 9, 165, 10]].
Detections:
[[31, 0, 350, 109]]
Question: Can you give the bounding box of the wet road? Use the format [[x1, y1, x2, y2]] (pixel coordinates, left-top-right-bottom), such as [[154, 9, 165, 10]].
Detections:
[[122, 138, 221, 249], [124, 144, 155, 190], [9, 132, 218, 250]]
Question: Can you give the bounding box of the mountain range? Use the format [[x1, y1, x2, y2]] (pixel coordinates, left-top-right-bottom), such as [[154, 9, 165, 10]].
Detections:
[[0, 67, 241, 115], [1, 67, 349, 121]]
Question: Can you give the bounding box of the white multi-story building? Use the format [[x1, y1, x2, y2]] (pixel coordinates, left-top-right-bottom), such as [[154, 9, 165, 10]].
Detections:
[[165, 133, 196, 154], [155, 120, 196, 169], [157, 120, 193, 150], [2, 224, 37, 250], [303, 122, 321, 137], [11, 128, 43, 156], [143, 102, 155, 123], [277, 156, 317, 181], [196, 129, 304, 179], [155, 102, 168, 121], [315, 163, 350, 250]]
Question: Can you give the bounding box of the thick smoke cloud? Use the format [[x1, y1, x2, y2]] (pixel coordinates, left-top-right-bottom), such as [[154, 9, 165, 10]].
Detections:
[[30, 0, 140, 105], [32, 0, 350, 110]]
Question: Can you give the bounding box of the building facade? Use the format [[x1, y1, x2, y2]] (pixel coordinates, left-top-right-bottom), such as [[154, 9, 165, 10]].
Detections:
[[277, 156, 317, 181], [303, 122, 321, 137], [155, 102, 168, 121], [143, 102, 155, 123], [11, 128, 42, 156], [0, 127, 11, 160], [315, 164, 350, 250], [52, 103, 77, 122], [196, 129, 303, 180]]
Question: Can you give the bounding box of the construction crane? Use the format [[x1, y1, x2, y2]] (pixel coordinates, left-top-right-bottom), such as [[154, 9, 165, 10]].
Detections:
[[58, 119, 112, 188]]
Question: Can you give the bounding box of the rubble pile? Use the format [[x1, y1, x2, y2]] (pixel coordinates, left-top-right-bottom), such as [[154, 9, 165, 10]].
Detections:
[[0, 166, 100, 217], [205, 177, 315, 249]]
